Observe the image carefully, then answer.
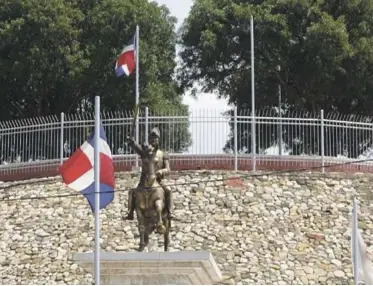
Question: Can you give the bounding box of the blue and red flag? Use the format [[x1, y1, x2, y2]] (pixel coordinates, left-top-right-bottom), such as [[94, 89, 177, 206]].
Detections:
[[115, 33, 136, 77], [58, 124, 115, 212]]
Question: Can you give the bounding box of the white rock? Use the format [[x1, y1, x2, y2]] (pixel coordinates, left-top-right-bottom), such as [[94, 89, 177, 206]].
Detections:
[[334, 270, 345, 278]]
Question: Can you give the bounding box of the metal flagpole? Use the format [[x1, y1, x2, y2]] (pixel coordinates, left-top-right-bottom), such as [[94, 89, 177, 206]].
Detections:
[[277, 65, 282, 156], [94, 95, 101, 285], [250, 15, 256, 172], [352, 197, 359, 285], [135, 25, 140, 168]]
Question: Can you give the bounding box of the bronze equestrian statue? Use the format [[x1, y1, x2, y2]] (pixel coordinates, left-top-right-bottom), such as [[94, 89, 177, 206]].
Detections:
[[126, 127, 174, 251]]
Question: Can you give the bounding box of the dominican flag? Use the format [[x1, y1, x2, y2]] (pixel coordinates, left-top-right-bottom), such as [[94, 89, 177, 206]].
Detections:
[[115, 33, 136, 77], [58, 124, 115, 213]]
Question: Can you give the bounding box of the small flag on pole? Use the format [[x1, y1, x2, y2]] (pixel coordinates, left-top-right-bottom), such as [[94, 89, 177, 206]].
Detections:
[[351, 198, 373, 285], [115, 33, 136, 77], [58, 124, 115, 212]]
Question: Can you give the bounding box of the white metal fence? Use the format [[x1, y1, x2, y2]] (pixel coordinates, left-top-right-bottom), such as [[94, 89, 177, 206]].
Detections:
[[1, 107, 373, 178]]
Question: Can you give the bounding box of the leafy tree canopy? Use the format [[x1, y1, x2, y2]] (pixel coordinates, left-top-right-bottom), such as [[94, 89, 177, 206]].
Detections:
[[179, 0, 373, 115], [0, 0, 192, 160], [179, 0, 373, 158], [0, 0, 185, 118]]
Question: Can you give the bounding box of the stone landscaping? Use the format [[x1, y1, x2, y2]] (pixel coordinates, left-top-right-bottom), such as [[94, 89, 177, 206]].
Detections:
[[1, 170, 373, 284]]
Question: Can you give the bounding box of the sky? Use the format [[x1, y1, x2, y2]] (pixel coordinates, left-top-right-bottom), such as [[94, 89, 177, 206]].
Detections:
[[153, 0, 229, 110], [153, 0, 231, 154]]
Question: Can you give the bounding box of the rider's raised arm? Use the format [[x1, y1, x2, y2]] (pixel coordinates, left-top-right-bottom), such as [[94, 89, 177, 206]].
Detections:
[[128, 137, 145, 157]]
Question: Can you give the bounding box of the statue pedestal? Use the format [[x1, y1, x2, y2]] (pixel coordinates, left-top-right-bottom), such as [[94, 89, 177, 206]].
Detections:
[[73, 251, 222, 285]]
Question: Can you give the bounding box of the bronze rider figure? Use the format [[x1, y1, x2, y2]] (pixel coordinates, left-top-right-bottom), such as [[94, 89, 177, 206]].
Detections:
[[126, 127, 174, 220]]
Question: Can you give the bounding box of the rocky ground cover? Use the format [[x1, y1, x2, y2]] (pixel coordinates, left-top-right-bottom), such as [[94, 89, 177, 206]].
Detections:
[[1, 170, 373, 284]]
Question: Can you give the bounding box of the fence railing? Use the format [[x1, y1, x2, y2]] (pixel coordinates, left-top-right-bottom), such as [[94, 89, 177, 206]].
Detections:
[[1, 107, 373, 179]]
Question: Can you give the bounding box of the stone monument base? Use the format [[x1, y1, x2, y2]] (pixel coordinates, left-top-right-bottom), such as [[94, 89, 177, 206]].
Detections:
[[73, 251, 222, 285]]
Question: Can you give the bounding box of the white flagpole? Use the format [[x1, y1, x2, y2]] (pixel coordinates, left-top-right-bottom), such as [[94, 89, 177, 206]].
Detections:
[[94, 95, 101, 285], [352, 197, 359, 285], [250, 15, 256, 171], [135, 25, 140, 167]]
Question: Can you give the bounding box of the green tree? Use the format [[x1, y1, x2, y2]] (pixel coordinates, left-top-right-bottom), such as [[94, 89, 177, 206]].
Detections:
[[0, 0, 87, 118], [179, 0, 373, 158], [0, 0, 191, 162]]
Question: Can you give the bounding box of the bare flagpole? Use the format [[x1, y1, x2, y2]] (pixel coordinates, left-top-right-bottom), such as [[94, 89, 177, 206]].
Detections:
[[94, 95, 101, 285], [352, 197, 359, 285], [250, 15, 256, 171]]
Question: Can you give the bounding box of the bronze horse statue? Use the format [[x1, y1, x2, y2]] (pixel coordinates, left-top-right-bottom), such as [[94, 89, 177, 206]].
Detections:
[[127, 137, 171, 252]]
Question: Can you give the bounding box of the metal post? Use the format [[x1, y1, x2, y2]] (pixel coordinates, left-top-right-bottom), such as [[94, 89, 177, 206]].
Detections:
[[60, 112, 64, 165], [234, 106, 238, 171], [352, 197, 359, 285], [277, 65, 282, 156], [320, 109, 325, 173], [93, 96, 101, 285], [250, 15, 256, 171], [145, 107, 149, 145], [135, 25, 140, 168]]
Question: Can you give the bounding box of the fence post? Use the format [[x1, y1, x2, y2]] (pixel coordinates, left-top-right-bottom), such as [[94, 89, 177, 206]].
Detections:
[[320, 109, 325, 173], [234, 106, 238, 171], [60, 112, 64, 165], [145, 107, 149, 145]]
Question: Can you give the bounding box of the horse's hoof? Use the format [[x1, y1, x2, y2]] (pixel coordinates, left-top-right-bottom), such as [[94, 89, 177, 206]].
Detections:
[[138, 247, 144, 252], [125, 213, 134, 220], [157, 224, 166, 234]]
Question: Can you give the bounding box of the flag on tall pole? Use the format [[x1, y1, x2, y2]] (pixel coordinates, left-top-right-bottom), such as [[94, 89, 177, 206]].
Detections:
[[115, 26, 140, 168], [351, 197, 373, 285], [115, 34, 136, 77], [59, 96, 114, 285], [58, 105, 115, 211]]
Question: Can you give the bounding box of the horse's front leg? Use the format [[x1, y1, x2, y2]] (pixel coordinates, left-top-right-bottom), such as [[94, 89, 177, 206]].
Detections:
[[154, 199, 166, 234], [164, 218, 170, 252], [136, 206, 146, 252]]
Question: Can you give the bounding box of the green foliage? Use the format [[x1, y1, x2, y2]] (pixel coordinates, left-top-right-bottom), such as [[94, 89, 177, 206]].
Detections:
[[179, 0, 373, 158], [0, 0, 87, 118], [0, 0, 191, 159]]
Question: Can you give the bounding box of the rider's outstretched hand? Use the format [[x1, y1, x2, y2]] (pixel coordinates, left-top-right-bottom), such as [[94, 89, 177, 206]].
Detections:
[[127, 136, 135, 145]]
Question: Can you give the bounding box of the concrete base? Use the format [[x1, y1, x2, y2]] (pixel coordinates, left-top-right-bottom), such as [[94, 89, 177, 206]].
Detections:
[[73, 251, 222, 285]]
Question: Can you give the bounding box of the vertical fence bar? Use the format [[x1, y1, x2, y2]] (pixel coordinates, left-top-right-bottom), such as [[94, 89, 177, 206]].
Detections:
[[145, 107, 149, 145], [321, 109, 325, 173], [234, 106, 238, 171], [60, 112, 64, 165]]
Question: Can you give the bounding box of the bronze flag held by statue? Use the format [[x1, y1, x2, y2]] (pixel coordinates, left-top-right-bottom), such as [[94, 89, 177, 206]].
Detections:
[[125, 105, 172, 252]]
